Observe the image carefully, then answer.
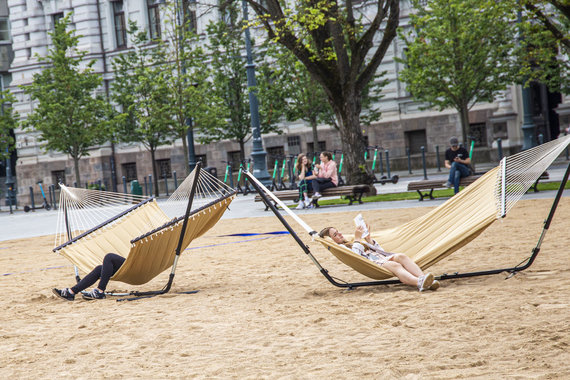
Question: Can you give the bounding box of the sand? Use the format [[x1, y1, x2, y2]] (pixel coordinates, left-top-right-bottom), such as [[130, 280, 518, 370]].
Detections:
[[1, 198, 569, 379]]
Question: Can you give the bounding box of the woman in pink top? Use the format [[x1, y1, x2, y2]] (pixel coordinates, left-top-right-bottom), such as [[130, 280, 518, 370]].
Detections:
[[311, 151, 338, 199]]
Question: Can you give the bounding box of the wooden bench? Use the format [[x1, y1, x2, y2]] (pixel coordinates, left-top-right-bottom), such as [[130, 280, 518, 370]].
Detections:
[[407, 171, 550, 201], [407, 175, 483, 201], [254, 184, 372, 210]]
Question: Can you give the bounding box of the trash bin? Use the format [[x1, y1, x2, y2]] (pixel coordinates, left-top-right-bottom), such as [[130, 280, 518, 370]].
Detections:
[[204, 166, 217, 178], [130, 180, 143, 196]]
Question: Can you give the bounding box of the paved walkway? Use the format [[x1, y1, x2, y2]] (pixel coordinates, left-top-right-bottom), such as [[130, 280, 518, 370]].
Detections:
[[1, 160, 568, 242]]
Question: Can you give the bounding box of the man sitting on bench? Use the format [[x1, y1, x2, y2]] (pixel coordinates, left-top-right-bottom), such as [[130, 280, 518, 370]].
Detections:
[[445, 136, 472, 194]]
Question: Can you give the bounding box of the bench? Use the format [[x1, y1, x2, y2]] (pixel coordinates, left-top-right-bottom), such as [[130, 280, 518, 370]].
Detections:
[[254, 184, 372, 210], [407, 171, 550, 201], [407, 175, 483, 201]]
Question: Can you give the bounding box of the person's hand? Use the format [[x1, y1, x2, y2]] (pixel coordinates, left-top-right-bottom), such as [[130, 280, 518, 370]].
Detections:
[[354, 226, 364, 241], [364, 223, 373, 243], [454, 157, 461, 163], [315, 163, 322, 170]]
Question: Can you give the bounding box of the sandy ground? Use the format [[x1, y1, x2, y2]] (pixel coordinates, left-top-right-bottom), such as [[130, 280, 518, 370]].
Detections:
[[1, 198, 569, 379]]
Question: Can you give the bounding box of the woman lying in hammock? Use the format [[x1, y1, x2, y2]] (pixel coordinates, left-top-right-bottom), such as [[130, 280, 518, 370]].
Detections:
[[52, 253, 125, 301], [319, 223, 440, 291]]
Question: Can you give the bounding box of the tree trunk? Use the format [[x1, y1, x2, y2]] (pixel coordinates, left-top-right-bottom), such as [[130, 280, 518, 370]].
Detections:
[[73, 156, 81, 188], [150, 148, 160, 197], [329, 90, 374, 185], [181, 132, 189, 175], [458, 103, 469, 146], [239, 139, 245, 163]]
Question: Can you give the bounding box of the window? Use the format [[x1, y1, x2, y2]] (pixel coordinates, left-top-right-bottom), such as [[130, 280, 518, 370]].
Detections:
[[287, 136, 300, 155], [405, 129, 427, 154], [227, 151, 242, 172], [0, 18, 10, 42], [306, 141, 326, 154], [122, 162, 138, 182], [156, 159, 172, 179], [195, 154, 207, 167], [113, 1, 127, 48], [52, 13, 64, 29], [183, 0, 198, 33], [147, 0, 161, 40], [52, 170, 66, 186], [469, 123, 488, 147]]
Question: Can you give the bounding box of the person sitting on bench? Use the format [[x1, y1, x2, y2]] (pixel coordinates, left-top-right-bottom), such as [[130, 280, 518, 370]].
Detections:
[[296, 153, 317, 209], [312, 151, 338, 199], [319, 222, 439, 291], [445, 136, 472, 194]]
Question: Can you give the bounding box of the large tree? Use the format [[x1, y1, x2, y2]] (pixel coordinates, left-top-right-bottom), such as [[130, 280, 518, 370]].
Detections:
[[160, 2, 226, 174], [22, 15, 110, 187], [202, 3, 283, 162], [0, 89, 17, 161], [111, 22, 174, 196], [397, 0, 518, 144], [244, 0, 399, 184]]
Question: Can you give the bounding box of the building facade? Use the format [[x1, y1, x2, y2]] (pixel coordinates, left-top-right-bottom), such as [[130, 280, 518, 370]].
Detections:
[[5, 0, 570, 203]]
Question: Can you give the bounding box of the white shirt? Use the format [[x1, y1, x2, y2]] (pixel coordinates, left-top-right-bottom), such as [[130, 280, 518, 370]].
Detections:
[[349, 239, 394, 265]]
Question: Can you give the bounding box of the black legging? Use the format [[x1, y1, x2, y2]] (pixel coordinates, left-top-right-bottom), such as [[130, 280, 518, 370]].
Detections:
[[312, 177, 336, 193], [71, 253, 125, 294]]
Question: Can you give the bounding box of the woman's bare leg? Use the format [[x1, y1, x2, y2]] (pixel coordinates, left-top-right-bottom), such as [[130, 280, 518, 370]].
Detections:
[[383, 261, 418, 286], [392, 253, 423, 277]]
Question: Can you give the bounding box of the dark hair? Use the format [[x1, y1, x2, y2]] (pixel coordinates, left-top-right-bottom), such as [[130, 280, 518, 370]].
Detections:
[[295, 153, 312, 173], [320, 151, 333, 161], [318, 227, 334, 238]]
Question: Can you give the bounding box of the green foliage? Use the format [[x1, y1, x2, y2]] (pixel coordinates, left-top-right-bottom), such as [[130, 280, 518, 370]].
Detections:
[[22, 14, 110, 186], [397, 0, 519, 142], [111, 21, 175, 195], [202, 4, 284, 160], [0, 89, 17, 161], [159, 3, 226, 173], [517, 0, 570, 94]]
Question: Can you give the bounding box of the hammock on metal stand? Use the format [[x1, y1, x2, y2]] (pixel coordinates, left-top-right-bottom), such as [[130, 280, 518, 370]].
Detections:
[[245, 135, 570, 289], [53, 162, 237, 299]]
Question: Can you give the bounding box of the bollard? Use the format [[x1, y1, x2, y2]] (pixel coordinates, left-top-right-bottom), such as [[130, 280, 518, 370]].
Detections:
[[98, 179, 102, 190], [73, 181, 77, 187], [122, 176, 127, 194], [48, 185, 54, 209], [421, 146, 428, 180], [164, 175, 169, 196], [497, 138, 503, 161], [50, 184, 57, 210], [29, 186, 35, 211], [436, 146, 441, 172], [173, 171, 178, 190], [385, 150, 391, 178], [406, 147, 412, 174], [538, 133, 544, 145], [8, 185, 13, 214], [148, 174, 153, 197], [143, 176, 148, 197]]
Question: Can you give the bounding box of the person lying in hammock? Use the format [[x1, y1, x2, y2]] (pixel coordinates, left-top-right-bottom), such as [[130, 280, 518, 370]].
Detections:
[[52, 253, 125, 301], [319, 224, 440, 291]]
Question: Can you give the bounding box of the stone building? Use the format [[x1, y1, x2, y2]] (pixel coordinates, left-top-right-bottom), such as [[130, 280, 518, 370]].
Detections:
[[5, 0, 570, 203]]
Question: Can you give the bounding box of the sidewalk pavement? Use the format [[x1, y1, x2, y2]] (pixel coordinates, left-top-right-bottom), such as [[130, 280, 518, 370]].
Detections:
[[1, 159, 568, 242]]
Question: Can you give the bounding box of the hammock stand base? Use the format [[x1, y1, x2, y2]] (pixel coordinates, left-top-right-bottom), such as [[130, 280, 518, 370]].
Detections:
[[65, 163, 204, 301], [248, 161, 569, 289]]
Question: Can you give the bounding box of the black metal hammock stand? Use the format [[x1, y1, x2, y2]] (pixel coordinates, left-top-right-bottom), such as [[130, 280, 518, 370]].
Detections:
[[244, 159, 569, 290]]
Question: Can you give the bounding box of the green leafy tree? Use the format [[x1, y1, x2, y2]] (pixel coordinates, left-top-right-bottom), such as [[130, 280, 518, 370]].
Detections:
[[397, 0, 518, 143], [111, 22, 174, 196], [244, 0, 399, 184], [202, 4, 283, 162], [0, 89, 17, 161], [160, 2, 226, 174], [518, 1, 570, 94], [22, 15, 110, 187]]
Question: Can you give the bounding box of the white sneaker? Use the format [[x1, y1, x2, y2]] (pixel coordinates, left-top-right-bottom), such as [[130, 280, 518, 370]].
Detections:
[[312, 192, 322, 199], [296, 200, 305, 210], [304, 197, 311, 205], [417, 273, 434, 292]]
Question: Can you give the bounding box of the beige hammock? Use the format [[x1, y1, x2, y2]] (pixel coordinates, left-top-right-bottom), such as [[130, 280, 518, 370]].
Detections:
[[246, 135, 570, 284], [53, 165, 236, 288]]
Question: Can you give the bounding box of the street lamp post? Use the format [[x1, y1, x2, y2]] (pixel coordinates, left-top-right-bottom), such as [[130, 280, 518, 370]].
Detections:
[[241, 0, 271, 186], [517, 7, 536, 150]]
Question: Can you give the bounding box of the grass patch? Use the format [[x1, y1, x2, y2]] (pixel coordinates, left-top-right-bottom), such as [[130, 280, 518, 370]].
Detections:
[[312, 180, 570, 207]]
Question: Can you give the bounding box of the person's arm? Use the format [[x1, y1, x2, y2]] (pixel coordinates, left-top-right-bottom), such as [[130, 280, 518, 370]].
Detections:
[[298, 165, 306, 180], [445, 160, 452, 169], [321, 161, 335, 179], [454, 156, 471, 165]]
